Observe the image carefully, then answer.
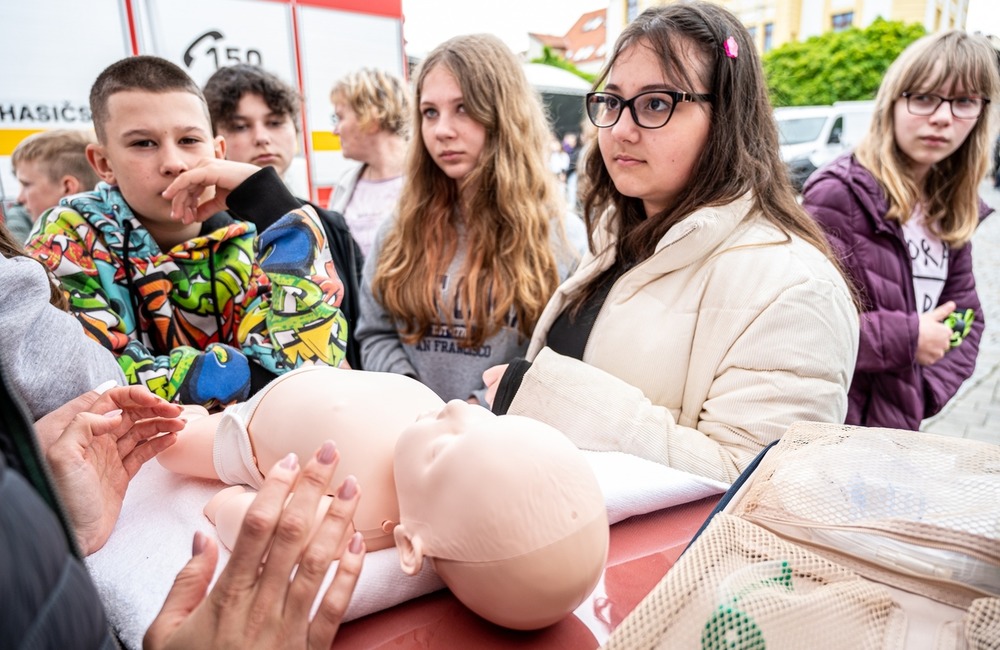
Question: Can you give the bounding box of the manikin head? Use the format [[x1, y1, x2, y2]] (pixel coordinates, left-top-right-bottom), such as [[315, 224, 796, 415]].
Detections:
[[393, 400, 609, 630]]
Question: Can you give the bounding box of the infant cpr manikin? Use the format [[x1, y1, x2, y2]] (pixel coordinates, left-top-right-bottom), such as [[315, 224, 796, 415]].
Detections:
[[158, 366, 609, 629]]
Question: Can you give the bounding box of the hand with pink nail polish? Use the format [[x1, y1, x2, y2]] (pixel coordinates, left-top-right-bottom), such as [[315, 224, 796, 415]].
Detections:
[[145, 442, 366, 650], [44, 385, 185, 555]]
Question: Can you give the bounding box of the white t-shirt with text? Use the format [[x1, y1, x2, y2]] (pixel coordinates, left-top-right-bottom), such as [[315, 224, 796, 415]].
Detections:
[[902, 205, 948, 314]]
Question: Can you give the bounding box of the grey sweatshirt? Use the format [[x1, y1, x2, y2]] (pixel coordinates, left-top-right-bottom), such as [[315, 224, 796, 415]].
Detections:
[[0, 254, 124, 420], [357, 216, 581, 404]]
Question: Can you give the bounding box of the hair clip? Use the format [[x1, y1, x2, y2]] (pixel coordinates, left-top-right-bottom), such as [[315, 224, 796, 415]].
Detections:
[[724, 36, 739, 59]]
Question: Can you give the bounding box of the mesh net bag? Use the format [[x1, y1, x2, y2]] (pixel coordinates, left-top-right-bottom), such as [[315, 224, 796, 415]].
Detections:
[[603, 514, 902, 649], [604, 423, 1000, 649], [966, 597, 1000, 649], [729, 423, 1000, 608]]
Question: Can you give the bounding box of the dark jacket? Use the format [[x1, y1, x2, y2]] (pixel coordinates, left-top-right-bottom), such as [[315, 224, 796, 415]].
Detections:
[[0, 360, 117, 649], [802, 154, 990, 429], [228, 167, 365, 369]]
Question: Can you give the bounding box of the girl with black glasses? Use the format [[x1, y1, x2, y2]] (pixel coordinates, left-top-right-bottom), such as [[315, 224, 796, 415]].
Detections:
[[485, 2, 858, 484], [803, 30, 999, 430]]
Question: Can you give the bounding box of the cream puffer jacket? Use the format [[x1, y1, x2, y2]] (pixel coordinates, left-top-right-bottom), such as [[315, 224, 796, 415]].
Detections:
[[509, 194, 859, 484]]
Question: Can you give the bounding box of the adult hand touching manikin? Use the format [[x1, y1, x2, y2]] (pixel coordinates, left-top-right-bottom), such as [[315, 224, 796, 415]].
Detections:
[[35, 383, 183, 454], [144, 442, 366, 649], [45, 385, 185, 554]]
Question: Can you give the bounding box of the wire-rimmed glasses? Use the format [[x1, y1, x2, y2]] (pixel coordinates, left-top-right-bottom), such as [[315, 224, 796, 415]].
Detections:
[[900, 92, 989, 120]]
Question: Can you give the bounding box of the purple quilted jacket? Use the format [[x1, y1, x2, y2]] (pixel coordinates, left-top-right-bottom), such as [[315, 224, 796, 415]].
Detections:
[[802, 154, 991, 430]]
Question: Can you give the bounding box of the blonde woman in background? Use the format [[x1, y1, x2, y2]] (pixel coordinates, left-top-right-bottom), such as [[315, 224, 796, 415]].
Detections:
[[330, 68, 411, 257]]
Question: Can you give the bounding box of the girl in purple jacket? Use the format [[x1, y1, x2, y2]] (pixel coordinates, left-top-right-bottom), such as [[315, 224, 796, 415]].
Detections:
[[803, 30, 999, 430]]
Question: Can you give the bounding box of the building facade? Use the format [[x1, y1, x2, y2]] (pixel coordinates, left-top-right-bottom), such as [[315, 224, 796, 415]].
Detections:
[[528, 9, 608, 74], [605, 0, 970, 54]]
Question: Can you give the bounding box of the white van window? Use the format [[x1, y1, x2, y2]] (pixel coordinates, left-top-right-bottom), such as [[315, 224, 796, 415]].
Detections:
[[828, 117, 844, 144], [777, 117, 827, 145]]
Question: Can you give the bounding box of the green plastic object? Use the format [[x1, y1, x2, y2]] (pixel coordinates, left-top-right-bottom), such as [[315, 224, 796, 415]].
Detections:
[[944, 308, 975, 348]]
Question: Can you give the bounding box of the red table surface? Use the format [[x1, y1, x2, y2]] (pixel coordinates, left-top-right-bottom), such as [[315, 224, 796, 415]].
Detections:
[[334, 494, 721, 649]]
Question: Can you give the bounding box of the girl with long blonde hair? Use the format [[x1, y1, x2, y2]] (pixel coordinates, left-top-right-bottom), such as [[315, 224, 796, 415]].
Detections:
[[356, 33, 580, 404], [803, 29, 1000, 429]]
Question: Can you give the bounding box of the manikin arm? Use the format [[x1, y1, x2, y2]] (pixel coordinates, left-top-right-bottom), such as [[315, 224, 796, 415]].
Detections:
[[204, 485, 350, 557], [156, 407, 223, 480]]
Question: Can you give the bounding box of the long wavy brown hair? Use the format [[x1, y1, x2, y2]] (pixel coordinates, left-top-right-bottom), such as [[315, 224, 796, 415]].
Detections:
[[370, 34, 567, 348], [578, 2, 840, 277], [0, 217, 67, 309], [855, 30, 1000, 248]]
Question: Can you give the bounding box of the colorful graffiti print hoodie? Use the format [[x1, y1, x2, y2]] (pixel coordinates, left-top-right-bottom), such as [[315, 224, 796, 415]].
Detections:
[[27, 180, 349, 409]]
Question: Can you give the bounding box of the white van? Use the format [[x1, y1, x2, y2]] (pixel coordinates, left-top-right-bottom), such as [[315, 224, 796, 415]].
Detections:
[[775, 100, 875, 190]]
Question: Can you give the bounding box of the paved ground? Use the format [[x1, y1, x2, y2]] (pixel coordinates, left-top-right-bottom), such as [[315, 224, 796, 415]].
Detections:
[[920, 180, 1000, 446]]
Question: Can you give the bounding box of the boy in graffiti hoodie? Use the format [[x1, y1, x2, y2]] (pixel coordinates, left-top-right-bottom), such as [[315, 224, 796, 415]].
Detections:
[[27, 56, 348, 409]]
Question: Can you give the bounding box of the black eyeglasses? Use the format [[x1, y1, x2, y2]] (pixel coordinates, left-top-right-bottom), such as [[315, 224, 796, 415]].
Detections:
[[900, 92, 989, 120], [585, 90, 714, 129]]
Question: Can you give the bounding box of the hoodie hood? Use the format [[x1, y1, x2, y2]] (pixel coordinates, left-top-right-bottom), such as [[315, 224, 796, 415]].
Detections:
[[64, 182, 253, 258]]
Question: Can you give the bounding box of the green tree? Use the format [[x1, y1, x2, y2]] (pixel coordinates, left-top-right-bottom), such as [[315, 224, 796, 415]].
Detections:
[[763, 18, 925, 107], [532, 45, 597, 84]]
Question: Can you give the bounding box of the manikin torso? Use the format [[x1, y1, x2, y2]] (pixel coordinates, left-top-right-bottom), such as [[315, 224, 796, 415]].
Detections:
[[159, 365, 444, 550]]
